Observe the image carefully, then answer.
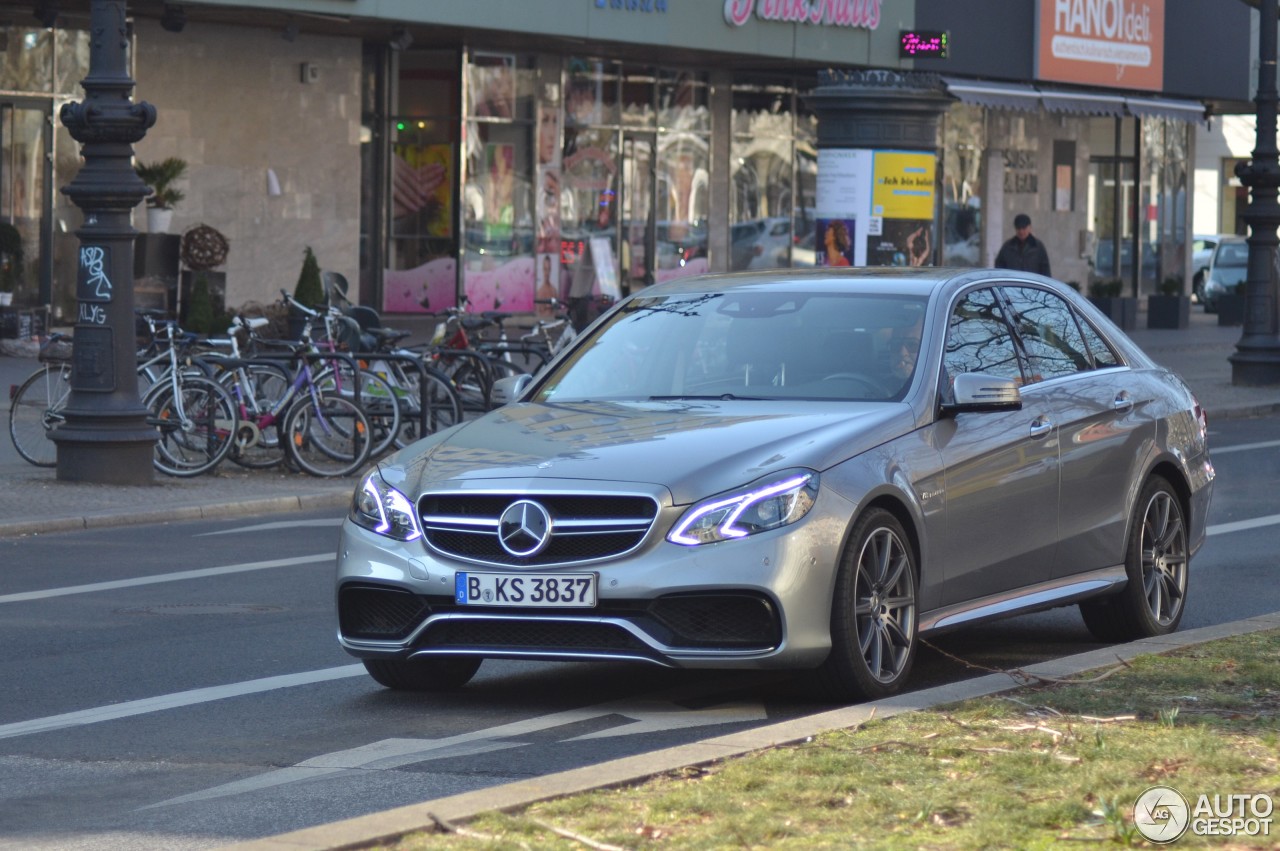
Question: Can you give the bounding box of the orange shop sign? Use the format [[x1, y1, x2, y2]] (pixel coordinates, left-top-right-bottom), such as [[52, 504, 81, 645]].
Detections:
[[1036, 0, 1164, 91]]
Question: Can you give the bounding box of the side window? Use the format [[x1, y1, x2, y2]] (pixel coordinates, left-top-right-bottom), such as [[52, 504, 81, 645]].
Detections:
[[1000, 286, 1091, 382], [1074, 313, 1122, 368], [943, 288, 1024, 395]]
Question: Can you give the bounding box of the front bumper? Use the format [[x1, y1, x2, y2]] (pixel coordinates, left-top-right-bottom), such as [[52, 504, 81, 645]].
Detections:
[[335, 487, 852, 670]]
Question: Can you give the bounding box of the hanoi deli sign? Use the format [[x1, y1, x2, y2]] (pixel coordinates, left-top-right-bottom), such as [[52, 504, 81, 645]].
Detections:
[[1037, 0, 1164, 91]]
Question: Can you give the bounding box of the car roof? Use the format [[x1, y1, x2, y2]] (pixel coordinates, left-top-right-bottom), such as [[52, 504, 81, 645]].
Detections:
[[637, 266, 1029, 299]]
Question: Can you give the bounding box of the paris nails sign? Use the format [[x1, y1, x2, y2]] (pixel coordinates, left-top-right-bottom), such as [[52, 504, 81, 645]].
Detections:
[[723, 0, 882, 30], [1036, 0, 1164, 91]]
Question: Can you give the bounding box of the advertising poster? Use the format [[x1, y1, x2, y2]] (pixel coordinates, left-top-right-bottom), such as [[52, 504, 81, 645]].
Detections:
[[814, 218, 855, 267], [816, 149, 872, 266], [866, 151, 936, 267], [392, 142, 453, 238]]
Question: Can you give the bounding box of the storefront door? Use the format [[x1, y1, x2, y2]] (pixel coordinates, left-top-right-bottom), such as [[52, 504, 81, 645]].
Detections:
[[1089, 158, 1140, 294], [0, 100, 51, 305], [620, 130, 655, 294]]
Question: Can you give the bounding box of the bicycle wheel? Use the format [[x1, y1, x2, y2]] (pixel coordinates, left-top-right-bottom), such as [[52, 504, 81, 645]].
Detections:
[[393, 364, 464, 449], [282, 391, 372, 477], [145, 376, 238, 477], [445, 354, 493, 413], [9, 362, 72, 467], [221, 363, 291, 469], [315, 364, 401, 459]]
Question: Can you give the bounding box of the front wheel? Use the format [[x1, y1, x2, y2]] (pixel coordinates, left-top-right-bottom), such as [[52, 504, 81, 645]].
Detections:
[[8, 363, 71, 467], [362, 657, 481, 691], [146, 376, 238, 478], [1079, 476, 1188, 642], [811, 508, 918, 702]]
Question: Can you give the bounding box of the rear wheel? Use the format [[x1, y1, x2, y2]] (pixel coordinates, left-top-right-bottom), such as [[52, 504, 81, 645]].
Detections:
[[393, 366, 464, 449], [1080, 476, 1188, 642], [811, 508, 918, 702], [8, 363, 71, 467], [362, 657, 481, 691]]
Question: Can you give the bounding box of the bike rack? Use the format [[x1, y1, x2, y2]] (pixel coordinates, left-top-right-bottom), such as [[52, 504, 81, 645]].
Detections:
[[341, 350, 458, 438]]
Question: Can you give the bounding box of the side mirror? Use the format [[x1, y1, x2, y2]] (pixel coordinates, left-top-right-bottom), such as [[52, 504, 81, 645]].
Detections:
[[491, 373, 533, 406], [941, 373, 1022, 414]]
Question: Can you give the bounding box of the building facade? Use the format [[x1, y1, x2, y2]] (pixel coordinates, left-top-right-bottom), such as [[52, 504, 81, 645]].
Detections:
[[0, 0, 1253, 325]]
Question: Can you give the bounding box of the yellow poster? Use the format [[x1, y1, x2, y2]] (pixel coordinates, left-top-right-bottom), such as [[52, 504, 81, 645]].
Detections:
[[872, 152, 936, 220]]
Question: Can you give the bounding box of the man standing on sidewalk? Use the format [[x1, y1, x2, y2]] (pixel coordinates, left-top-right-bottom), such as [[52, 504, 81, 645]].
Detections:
[[995, 213, 1052, 276]]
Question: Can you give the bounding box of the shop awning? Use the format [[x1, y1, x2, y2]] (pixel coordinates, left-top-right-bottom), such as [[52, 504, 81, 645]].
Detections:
[[1124, 96, 1206, 122], [942, 77, 1040, 112], [1038, 88, 1127, 116]]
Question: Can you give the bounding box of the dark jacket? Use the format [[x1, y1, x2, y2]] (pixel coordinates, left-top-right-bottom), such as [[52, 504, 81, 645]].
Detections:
[[994, 234, 1051, 276]]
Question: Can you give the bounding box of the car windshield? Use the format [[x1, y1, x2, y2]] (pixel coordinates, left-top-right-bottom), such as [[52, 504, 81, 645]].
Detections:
[[1216, 242, 1248, 267], [534, 290, 929, 403]]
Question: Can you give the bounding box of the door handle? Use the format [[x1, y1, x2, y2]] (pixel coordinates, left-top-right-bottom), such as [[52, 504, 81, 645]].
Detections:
[[1114, 392, 1133, 412], [1029, 417, 1054, 439]]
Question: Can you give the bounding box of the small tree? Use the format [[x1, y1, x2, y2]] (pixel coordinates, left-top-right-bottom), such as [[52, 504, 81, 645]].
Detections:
[[186, 273, 214, 334], [294, 246, 324, 309]]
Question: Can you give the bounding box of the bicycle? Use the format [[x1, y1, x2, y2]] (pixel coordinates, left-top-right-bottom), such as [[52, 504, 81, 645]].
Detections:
[[209, 308, 373, 477], [140, 317, 240, 477], [8, 333, 73, 467]]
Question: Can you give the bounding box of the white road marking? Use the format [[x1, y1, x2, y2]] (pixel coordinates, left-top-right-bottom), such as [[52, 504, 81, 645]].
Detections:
[[0, 665, 365, 741], [1207, 514, 1280, 536], [0, 553, 332, 605], [197, 519, 343, 537], [140, 685, 770, 810], [1210, 439, 1280, 455]]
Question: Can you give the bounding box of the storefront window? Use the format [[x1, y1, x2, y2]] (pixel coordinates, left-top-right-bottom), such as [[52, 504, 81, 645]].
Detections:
[[1142, 117, 1189, 294], [383, 49, 460, 313], [1, 27, 54, 93], [460, 51, 538, 313], [941, 104, 984, 267], [730, 81, 797, 271], [655, 131, 708, 283]]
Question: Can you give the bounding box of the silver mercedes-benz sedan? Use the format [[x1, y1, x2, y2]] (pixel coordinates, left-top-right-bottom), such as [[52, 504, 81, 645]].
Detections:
[[336, 268, 1214, 702]]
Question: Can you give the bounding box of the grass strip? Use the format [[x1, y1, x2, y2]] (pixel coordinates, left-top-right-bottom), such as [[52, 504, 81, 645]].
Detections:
[[378, 629, 1280, 850]]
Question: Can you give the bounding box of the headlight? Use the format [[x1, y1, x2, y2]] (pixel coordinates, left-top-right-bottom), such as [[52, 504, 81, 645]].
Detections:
[[350, 470, 422, 541], [668, 470, 819, 546]]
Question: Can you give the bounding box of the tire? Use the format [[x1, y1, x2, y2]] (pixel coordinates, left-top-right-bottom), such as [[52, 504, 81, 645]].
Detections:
[[282, 391, 372, 477], [811, 508, 918, 702], [8, 363, 71, 467], [146, 376, 238, 477], [393, 365, 464, 449], [447, 356, 493, 413], [1079, 476, 1188, 642], [362, 657, 481, 691], [315, 365, 401, 458]]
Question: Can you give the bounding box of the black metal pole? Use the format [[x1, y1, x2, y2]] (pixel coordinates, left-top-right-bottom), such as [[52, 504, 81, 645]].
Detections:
[[50, 0, 158, 482], [1231, 0, 1280, 385]]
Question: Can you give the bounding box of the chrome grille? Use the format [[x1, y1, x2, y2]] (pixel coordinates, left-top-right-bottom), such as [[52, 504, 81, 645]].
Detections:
[[419, 492, 659, 566]]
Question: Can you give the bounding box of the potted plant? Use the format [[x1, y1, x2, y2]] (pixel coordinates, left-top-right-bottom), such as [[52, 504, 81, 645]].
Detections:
[[288, 246, 324, 339], [1087, 278, 1137, 330], [0, 221, 21, 307], [135, 157, 187, 233], [1147, 275, 1190, 329]]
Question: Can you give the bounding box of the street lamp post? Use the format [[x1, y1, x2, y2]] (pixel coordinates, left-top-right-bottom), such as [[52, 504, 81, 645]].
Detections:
[[1231, 0, 1280, 385], [51, 0, 158, 483]]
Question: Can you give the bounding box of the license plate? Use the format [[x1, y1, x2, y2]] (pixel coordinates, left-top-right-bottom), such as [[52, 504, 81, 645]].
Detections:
[[454, 572, 597, 608]]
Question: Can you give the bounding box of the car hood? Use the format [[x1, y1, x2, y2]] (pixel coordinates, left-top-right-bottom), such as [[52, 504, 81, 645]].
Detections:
[[379, 400, 914, 505]]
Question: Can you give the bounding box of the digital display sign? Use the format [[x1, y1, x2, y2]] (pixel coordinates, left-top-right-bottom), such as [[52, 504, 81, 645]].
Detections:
[[900, 30, 948, 59]]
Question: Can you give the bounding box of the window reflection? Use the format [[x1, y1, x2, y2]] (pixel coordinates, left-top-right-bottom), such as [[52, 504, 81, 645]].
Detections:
[[1000, 286, 1091, 380], [944, 288, 1023, 388]]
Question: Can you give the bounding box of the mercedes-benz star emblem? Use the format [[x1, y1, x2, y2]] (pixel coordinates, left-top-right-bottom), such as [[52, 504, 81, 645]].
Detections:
[[498, 499, 553, 557]]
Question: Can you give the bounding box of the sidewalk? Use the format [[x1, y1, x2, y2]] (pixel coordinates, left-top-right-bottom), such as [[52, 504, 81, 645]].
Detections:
[[3, 307, 1277, 539]]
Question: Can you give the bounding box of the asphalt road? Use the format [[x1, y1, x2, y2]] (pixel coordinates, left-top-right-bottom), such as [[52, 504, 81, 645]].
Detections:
[[0, 414, 1276, 849]]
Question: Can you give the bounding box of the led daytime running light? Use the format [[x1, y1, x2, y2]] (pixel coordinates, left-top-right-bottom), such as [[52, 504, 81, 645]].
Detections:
[[358, 475, 422, 541], [669, 472, 814, 546]]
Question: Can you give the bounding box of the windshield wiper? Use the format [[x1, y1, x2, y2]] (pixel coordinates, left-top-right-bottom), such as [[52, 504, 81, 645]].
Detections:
[[647, 394, 766, 401]]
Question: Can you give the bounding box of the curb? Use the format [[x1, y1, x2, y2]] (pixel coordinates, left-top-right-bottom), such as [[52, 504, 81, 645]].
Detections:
[[0, 491, 351, 538], [221, 611, 1280, 851]]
